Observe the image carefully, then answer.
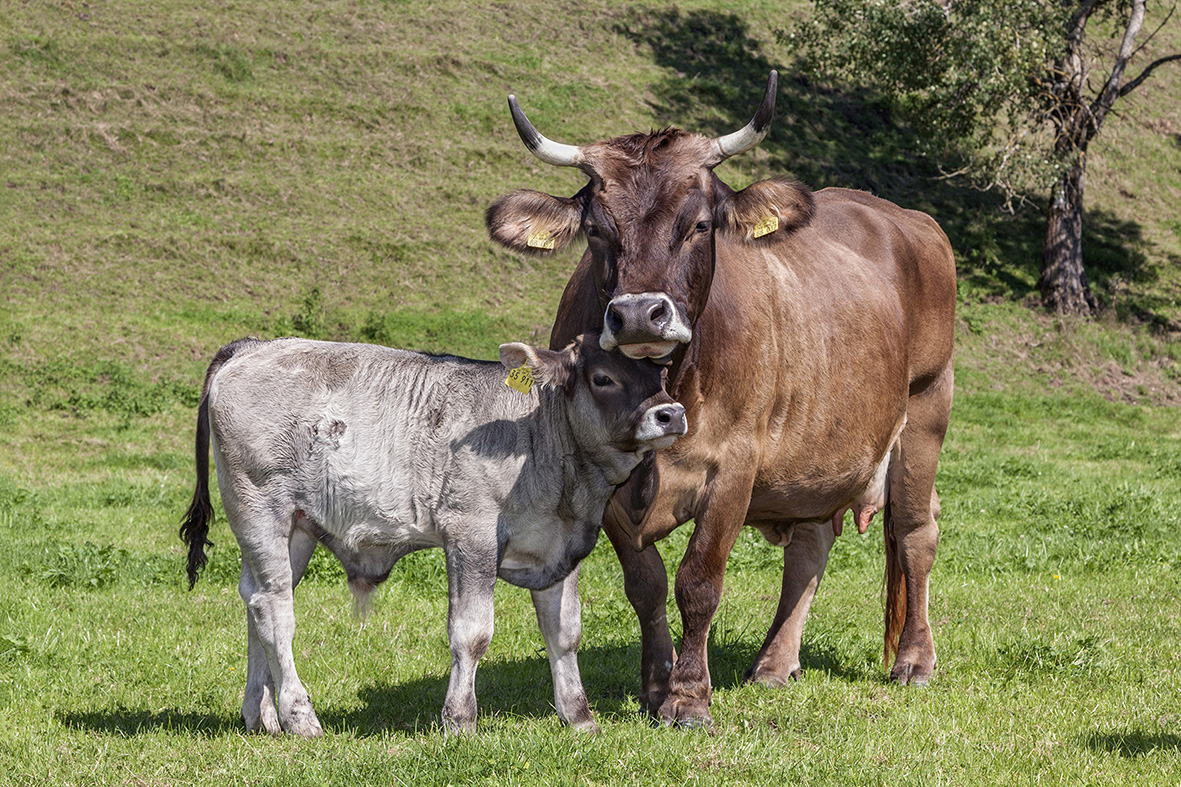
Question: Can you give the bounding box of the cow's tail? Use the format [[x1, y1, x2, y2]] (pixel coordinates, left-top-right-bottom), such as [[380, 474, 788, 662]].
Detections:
[[179, 338, 260, 589], [882, 492, 905, 667]]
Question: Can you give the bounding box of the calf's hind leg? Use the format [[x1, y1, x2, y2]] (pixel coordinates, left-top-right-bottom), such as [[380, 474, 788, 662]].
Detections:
[[241, 526, 319, 734], [233, 512, 323, 737]]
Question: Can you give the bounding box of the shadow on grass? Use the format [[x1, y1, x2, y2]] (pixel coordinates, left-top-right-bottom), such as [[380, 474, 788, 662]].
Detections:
[[611, 6, 1166, 322], [1082, 730, 1181, 757], [55, 638, 879, 737], [57, 706, 239, 737]]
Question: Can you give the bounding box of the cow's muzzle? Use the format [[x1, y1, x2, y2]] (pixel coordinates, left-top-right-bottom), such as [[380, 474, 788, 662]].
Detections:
[[600, 292, 692, 359]]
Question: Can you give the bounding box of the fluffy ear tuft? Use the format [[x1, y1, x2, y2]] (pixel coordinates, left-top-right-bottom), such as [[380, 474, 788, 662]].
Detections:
[[717, 177, 815, 242], [498, 342, 575, 390], [486, 189, 584, 256]]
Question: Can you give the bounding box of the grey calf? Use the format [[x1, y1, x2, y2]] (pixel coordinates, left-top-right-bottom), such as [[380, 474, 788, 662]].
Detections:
[[180, 335, 685, 735]]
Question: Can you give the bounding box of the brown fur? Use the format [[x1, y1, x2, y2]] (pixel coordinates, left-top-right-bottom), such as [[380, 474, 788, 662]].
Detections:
[[492, 122, 955, 725]]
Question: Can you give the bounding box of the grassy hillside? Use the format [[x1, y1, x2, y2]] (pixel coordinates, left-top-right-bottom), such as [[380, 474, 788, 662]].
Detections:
[[1, 1, 1180, 785]]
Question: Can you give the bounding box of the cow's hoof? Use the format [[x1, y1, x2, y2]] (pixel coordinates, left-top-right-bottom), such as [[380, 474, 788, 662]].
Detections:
[[657, 696, 713, 730], [890, 659, 935, 686], [638, 689, 667, 718], [743, 665, 801, 687]]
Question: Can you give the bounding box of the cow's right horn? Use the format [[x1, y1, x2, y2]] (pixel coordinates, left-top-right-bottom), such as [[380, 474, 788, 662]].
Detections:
[[708, 70, 778, 165], [508, 95, 585, 168]]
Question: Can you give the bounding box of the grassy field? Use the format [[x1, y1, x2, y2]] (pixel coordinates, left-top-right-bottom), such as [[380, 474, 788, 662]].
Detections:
[[2, 0, 1180, 784]]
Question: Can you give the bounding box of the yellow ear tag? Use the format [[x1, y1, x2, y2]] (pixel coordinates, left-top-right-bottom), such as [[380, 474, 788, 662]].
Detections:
[[504, 365, 534, 394], [752, 214, 779, 239], [526, 230, 556, 250]]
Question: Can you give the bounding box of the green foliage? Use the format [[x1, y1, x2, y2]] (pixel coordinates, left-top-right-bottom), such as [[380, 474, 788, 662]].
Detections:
[[21, 542, 170, 590], [787, 0, 1070, 197]]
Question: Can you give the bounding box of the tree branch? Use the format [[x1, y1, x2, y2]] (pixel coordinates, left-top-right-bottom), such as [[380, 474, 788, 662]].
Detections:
[[1118, 52, 1181, 97], [1090, 0, 1146, 130]]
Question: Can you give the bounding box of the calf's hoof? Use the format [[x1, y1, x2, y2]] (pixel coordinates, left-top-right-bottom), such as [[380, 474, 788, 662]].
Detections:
[[442, 714, 477, 735], [283, 706, 325, 738]]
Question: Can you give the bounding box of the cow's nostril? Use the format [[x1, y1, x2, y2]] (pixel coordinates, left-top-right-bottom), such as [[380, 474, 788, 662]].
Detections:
[[606, 306, 624, 333], [648, 302, 666, 324]]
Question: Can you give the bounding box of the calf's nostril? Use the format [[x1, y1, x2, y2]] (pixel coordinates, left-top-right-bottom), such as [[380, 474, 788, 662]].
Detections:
[[656, 409, 671, 424], [606, 307, 624, 333]]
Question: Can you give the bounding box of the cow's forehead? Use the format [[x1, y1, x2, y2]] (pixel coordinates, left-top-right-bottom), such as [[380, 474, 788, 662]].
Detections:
[[583, 132, 715, 214]]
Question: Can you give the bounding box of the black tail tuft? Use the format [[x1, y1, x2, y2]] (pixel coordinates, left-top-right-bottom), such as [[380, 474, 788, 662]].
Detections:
[[179, 338, 261, 589], [180, 393, 215, 589]]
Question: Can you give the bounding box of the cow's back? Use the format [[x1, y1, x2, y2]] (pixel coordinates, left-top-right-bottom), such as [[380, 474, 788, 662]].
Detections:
[[655, 189, 954, 524], [206, 339, 534, 542]]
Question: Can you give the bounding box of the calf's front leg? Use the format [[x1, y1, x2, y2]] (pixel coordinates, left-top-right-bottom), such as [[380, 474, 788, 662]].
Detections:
[[442, 539, 497, 733], [530, 566, 599, 732]]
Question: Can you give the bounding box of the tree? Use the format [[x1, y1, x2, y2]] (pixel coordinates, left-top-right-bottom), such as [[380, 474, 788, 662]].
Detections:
[[789, 0, 1180, 316]]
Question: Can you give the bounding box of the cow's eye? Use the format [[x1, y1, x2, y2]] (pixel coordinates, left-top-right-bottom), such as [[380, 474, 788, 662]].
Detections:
[[586, 225, 600, 238], [592, 373, 615, 388], [694, 220, 710, 234]]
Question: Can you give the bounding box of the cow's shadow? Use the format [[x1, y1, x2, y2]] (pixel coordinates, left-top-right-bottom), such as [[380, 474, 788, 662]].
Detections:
[[54, 638, 869, 736], [1082, 729, 1181, 757], [611, 6, 1169, 324]]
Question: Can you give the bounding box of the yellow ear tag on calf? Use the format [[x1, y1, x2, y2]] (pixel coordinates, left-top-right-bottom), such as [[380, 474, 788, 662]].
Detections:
[[505, 365, 535, 394], [752, 214, 779, 239], [526, 229, 556, 250]]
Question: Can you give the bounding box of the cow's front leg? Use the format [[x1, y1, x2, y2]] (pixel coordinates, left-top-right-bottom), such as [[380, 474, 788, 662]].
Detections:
[[602, 504, 676, 715], [659, 479, 753, 728], [530, 566, 599, 733], [441, 538, 497, 734], [744, 519, 835, 685]]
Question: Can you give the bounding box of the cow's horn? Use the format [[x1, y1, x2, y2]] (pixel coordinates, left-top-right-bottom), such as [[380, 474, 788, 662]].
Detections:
[[709, 70, 778, 164], [508, 95, 585, 168]]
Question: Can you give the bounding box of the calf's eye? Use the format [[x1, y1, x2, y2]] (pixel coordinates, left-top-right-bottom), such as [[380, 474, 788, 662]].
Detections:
[[592, 373, 615, 388], [695, 221, 710, 234]]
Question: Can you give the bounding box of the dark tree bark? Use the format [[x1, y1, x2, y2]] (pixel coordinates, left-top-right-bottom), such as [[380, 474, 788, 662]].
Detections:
[[1037, 0, 1179, 316], [1039, 156, 1098, 314]]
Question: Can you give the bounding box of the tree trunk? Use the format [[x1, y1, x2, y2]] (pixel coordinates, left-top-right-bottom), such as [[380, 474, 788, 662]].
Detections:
[[1039, 155, 1098, 316]]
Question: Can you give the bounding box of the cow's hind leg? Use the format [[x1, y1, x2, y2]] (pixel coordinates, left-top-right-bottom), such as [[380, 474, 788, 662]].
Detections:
[[530, 566, 599, 732], [744, 519, 835, 685], [885, 365, 953, 685], [241, 526, 319, 734], [235, 514, 323, 737]]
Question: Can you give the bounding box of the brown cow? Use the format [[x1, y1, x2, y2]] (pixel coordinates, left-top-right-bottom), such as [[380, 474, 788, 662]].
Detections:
[[486, 72, 956, 727]]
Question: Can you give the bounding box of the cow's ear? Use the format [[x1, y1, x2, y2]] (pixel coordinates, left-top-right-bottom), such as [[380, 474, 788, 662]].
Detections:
[[486, 189, 584, 256], [498, 343, 574, 390], [717, 178, 815, 242]]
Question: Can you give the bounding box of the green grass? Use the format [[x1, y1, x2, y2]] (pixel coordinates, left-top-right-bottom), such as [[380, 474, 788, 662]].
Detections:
[[2, 0, 1180, 784]]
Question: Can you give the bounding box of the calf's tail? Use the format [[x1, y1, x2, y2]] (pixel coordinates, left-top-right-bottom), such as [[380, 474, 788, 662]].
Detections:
[[179, 338, 260, 589], [180, 394, 215, 589]]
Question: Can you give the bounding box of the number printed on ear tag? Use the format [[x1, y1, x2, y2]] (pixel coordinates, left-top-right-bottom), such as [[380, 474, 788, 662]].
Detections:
[[752, 214, 779, 238], [526, 230, 556, 250], [505, 365, 534, 394]]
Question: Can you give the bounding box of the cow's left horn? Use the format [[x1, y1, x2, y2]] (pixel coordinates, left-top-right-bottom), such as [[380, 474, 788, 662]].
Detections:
[[709, 70, 778, 165], [508, 95, 585, 168]]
